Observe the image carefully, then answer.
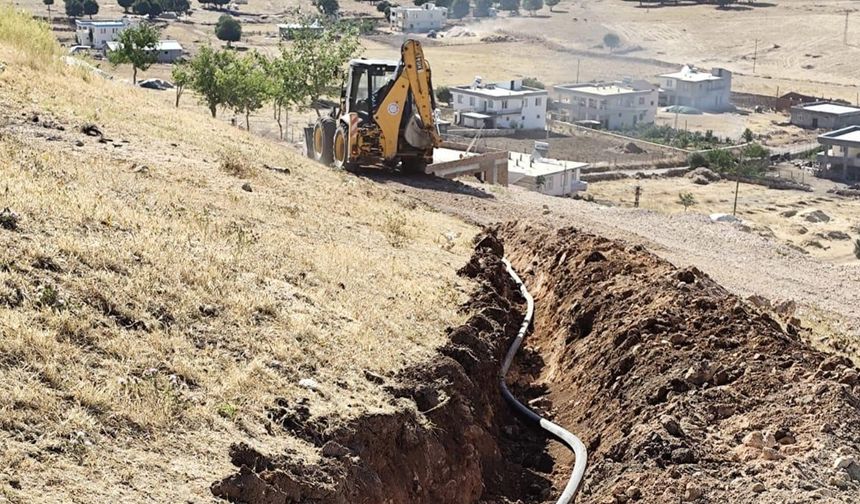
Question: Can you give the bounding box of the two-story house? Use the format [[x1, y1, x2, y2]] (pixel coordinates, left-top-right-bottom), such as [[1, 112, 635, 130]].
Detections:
[[658, 66, 732, 112], [389, 3, 448, 33], [553, 80, 658, 130], [75, 17, 138, 50], [450, 79, 548, 130]]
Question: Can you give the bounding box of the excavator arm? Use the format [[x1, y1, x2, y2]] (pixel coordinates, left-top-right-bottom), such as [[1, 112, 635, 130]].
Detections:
[[373, 40, 441, 159]]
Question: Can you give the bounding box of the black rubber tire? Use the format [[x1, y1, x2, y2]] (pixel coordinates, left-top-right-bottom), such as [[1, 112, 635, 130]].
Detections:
[[313, 117, 336, 166], [333, 121, 356, 171], [400, 157, 428, 174]]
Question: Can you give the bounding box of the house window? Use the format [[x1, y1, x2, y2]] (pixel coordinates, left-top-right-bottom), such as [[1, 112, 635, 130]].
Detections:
[[523, 98, 528, 107], [457, 95, 463, 104], [469, 96, 475, 106], [487, 101, 494, 109], [535, 97, 542, 106], [537, 114, 541, 119], [545, 176, 554, 190], [639, 97, 645, 105], [501, 100, 508, 109]]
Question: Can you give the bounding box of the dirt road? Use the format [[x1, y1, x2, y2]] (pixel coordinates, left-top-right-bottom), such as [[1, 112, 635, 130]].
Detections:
[[368, 172, 860, 362]]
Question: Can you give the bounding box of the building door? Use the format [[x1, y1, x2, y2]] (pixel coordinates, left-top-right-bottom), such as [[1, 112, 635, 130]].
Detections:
[[812, 118, 819, 129]]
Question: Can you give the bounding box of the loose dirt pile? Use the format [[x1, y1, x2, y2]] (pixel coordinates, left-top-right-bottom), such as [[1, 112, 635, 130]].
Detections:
[[500, 223, 860, 503]]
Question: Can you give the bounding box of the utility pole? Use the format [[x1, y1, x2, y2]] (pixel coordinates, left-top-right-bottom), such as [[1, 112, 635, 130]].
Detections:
[[634, 184, 642, 208], [752, 39, 760, 74], [845, 11, 850, 46], [733, 152, 743, 216], [576, 59, 581, 84]]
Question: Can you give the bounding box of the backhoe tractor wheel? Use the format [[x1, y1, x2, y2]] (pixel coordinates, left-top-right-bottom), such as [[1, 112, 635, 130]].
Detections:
[[333, 122, 355, 171], [401, 157, 427, 174], [313, 118, 335, 166]]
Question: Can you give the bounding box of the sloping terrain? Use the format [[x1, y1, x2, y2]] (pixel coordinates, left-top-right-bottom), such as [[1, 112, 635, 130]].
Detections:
[[0, 9, 476, 503], [499, 223, 860, 502]]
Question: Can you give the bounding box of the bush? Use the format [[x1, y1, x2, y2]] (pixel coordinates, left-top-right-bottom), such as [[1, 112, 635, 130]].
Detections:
[[603, 32, 620, 51], [435, 85, 452, 104], [742, 142, 770, 160], [704, 149, 735, 173], [449, 0, 470, 18], [688, 152, 708, 168], [522, 77, 544, 89], [215, 15, 241, 46]]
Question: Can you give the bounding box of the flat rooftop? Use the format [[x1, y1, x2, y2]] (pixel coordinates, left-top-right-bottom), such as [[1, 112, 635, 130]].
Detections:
[[453, 85, 546, 98], [555, 83, 648, 96], [508, 152, 588, 177], [660, 69, 722, 82], [820, 126, 860, 144], [106, 40, 183, 51], [799, 102, 860, 115]]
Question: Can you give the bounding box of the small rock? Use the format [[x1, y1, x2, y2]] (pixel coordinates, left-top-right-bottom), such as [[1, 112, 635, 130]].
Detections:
[[820, 423, 834, 433], [298, 378, 320, 391], [803, 209, 830, 223], [320, 441, 350, 458], [0, 208, 20, 231], [761, 447, 783, 461], [241, 182, 253, 192], [75, 140, 84, 147], [840, 369, 859, 386], [625, 486, 642, 500], [661, 415, 685, 438], [672, 447, 696, 464], [743, 431, 764, 449], [751, 482, 765, 493], [834, 456, 856, 469], [762, 431, 777, 448], [683, 482, 703, 501], [669, 333, 687, 346], [198, 304, 219, 317]]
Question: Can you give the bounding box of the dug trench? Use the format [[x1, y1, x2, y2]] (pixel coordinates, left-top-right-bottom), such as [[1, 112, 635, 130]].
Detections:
[[212, 223, 860, 503]]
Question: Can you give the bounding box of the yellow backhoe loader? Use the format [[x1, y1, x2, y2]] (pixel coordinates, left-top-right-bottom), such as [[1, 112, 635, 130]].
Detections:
[[311, 39, 441, 172]]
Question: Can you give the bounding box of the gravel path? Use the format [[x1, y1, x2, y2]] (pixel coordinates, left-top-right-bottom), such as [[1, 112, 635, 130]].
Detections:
[[371, 173, 860, 355]]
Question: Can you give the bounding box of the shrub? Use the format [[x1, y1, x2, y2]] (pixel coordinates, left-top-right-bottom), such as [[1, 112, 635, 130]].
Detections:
[[435, 85, 452, 104], [688, 152, 708, 168]]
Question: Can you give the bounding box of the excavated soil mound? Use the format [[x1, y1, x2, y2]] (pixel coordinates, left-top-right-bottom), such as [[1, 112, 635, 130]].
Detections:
[[499, 223, 860, 503], [211, 234, 557, 503]]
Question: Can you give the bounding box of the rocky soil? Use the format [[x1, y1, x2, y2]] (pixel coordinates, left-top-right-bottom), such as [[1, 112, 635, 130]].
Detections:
[[499, 223, 860, 503]]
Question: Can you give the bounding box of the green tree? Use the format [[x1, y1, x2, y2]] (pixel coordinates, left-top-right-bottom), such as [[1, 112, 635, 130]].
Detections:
[[376, 0, 390, 12], [603, 32, 620, 51], [186, 45, 237, 118], [704, 148, 735, 173], [522, 77, 544, 89], [678, 192, 696, 212], [289, 22, 360, 116], [117, 0, 134, 12], [499, 0, 519, 12], [215, 15, 242, 47], [742, 127, 754, 143], [314, 0, 339, 16], [83, 0, 99, 18], [545, 0, 559, 11], [65, 0, 84, 18], [688, 151, 708, 168], [435, 85, 452, 104], [107, 22, 160, 84], [449, 0, 470, 18], [522, 0, 542, 15], [473, 0, 491, 16], [131, 0, 151, 15], [267, 48, 303, 140], [147, 0, 163, 17], [44, 0, 54, 24], [741, 142, 770, 160], [224, 52, 271, 131], [171, 61, 191, 108]]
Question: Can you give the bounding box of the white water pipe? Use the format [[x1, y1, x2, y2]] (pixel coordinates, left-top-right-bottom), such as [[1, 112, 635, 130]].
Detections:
[[500, 258, 588, 504]]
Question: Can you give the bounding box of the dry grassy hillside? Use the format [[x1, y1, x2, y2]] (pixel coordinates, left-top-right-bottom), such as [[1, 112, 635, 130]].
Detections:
[[0, 8, 476, 502]]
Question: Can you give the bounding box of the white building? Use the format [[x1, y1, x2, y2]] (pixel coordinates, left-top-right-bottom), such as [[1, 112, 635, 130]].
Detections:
[[554, 80, 658, 130], [507, 144, 588, 196], [389, 3, 448, 33], [790, 102, 860, 130], [817, 125, 860, 181], [451, 78, 548, 130], [105, 40, 184, 63], [658, 66, 732, 112], [75, 18, 138, 50]]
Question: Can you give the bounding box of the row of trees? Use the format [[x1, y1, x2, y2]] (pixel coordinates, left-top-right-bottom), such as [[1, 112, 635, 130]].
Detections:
[[121, 0, 191, 17], [62, 0, 99, 19], [171, 23, 360, 134]]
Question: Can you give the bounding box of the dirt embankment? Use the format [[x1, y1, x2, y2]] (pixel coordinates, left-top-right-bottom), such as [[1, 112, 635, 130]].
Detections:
[[211, 234, 556, 503], [500, 223, 860, 503], [213, 225, 860, 503]]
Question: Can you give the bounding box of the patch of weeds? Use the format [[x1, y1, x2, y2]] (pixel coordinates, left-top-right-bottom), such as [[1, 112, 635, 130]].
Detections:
[[36, 284, 64, 310], [219, 149, 257, 178], [217, 402, 239, 420], [383, 211, 410, 248]]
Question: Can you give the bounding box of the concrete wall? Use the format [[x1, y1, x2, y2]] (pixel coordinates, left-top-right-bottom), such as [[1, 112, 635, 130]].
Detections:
[[791, 109, 860, 130], [659, 69, 732, 112]]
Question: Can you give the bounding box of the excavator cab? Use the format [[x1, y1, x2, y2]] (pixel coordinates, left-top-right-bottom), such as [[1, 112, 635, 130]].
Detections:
[[311, 40, 441, 172]]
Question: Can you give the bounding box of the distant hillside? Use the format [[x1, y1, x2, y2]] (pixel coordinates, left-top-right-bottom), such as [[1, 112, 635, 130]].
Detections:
[[0, 8, 475, 502]]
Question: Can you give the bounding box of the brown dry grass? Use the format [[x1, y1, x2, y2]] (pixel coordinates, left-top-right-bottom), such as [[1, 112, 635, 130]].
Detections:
[[0, 7, 476, 502]]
